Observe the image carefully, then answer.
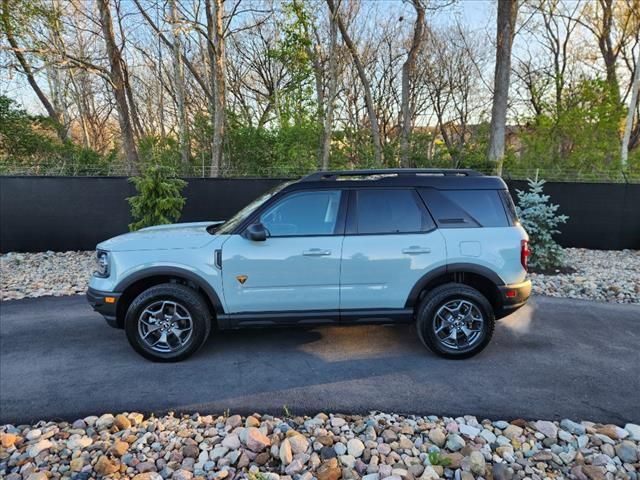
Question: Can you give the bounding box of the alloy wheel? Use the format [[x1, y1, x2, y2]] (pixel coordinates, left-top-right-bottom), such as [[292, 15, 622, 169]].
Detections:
[[137, 300, 193, 353], [432, 299, 484, 350]]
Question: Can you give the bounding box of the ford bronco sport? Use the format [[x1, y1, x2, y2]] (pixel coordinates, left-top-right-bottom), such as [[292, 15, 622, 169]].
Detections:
[[88, 169, 531, 362]]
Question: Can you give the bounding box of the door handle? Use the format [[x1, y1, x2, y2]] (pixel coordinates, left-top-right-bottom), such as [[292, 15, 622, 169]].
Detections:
[[402, 246, 431, 255], [303, 248, 332, 256]]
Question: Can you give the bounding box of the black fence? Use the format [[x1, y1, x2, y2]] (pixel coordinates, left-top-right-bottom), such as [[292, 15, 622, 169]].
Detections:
[[1, 176, 638, 252]]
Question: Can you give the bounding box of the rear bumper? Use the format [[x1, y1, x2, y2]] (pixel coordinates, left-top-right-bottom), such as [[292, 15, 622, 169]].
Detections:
[[87, 287, 121, 328], [496, 280, 532, 319]]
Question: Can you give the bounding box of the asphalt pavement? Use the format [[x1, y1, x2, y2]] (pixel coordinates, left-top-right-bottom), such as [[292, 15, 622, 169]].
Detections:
[[1, 294, 638, 425]]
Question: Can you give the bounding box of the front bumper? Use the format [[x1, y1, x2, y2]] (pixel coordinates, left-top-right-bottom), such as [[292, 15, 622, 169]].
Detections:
[[87, 287, 121, 328], [495, 279, 532, 319]]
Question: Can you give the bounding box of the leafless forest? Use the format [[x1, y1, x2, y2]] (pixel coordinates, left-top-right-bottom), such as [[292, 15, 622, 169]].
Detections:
[[1, 0, 639, 179]]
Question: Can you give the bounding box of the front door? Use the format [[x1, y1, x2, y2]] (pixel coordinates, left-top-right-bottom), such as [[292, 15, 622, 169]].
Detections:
[[221, 189, 345, 316], [340, 188, 447, 311]]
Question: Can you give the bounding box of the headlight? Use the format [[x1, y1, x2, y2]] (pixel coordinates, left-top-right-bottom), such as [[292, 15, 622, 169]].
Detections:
[[95, 250, 110, 277]]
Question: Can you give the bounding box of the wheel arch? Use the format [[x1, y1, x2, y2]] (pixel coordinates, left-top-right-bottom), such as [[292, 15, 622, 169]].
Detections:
[[114, 267, 224, 328], [405, 263, 504, 312]]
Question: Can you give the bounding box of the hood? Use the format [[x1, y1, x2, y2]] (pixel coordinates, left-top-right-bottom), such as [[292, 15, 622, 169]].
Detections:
[[98, 221, 224, 252]]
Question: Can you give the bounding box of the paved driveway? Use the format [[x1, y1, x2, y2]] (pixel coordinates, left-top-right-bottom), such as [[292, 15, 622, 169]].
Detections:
[[1, 295, 639, 425]]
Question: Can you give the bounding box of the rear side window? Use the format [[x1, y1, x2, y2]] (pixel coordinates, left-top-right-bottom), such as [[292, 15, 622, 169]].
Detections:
[[352, 189, 435, 234], [419, 188, 509, 228]]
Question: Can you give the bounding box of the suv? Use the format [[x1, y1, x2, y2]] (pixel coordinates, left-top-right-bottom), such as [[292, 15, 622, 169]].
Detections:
[[88, 169, 531, 362]]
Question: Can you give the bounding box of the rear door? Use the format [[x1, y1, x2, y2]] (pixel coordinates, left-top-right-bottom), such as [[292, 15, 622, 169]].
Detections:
[[339, 188, 447, 312]]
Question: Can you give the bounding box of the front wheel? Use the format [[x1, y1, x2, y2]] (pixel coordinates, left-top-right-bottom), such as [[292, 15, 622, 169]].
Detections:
[[416, 283, 495, 359], [125, 283, 212, 362]]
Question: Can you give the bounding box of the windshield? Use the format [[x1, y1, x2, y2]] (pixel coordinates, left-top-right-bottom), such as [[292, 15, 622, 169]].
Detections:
[[214, 181, 293, 234]]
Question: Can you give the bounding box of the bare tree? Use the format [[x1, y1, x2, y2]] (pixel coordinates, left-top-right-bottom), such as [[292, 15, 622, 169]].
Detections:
[[205, 0, 226, 177], [417, 25, 489, 165], [97, 0, 139, 171], [488, 0, 519, 174], [537, 0, 580, 115], [320, 5, 339, 170], [622, 45, 640, 167], [575, 0, 639, 102], [400, 0, 426, 168], [1, 0, 68, 141], [169, 0, 191, 166], [326, 0, 383, 165]]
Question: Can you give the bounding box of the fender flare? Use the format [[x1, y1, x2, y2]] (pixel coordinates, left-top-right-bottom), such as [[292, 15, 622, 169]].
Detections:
[[114, 266, 225, 315], [404, 263, 504, 308]]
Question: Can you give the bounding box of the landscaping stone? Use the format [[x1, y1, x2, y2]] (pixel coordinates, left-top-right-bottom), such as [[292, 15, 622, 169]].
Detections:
[[2, 411, 639, 480]]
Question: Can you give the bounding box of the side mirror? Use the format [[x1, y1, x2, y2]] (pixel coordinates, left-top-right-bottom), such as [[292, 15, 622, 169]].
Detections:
[[245, 222, 268, 241]]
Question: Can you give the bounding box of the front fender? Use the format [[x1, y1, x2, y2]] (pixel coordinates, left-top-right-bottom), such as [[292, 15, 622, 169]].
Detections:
[[114, 265, 225, 315]]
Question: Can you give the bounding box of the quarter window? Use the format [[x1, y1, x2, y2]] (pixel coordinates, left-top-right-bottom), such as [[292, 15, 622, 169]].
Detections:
[[419, 188, 509, 228], [353, 189, 434, 234], [260, 190, 341, 236]]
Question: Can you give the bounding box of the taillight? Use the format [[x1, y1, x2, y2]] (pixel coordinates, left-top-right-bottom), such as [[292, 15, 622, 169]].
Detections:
[[521, 239, 530, 272]]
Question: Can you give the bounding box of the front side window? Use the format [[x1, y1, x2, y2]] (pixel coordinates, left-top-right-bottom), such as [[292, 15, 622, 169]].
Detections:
[[353, 189, 434, 234], [216, 181, 293, 234], [260, 190, 342, 236]]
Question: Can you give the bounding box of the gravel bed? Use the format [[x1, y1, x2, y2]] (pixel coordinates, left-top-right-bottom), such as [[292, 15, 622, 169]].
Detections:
[[1, 412, 639, 480], [1, 248, 638, 304], [528, 249, 639, 304], [1, 251, 94, 301]]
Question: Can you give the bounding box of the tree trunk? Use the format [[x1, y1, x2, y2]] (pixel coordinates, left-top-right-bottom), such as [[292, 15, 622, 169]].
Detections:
[[70, 71, 92, 149], [320, 7, 339, 171], [97, 0, 139, 173], [1, 0, 67, 142], [122, 63, 145, 140], [169, 0, 191, 167], [326, 0, 383, 166], [205, 0, 226, 177], [596, 0, 620, 102], [487, 0, 518, 175], [400, 0, 425, 168], [621, 46, 640, 168]]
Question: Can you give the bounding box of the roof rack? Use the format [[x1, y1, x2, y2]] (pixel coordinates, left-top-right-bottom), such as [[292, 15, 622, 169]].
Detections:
[[301, 168, 483, 182]]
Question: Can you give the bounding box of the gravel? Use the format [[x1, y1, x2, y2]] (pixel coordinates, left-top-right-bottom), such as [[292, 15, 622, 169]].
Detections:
[[529, 248, 639, 304], [1, 251, 95, 301], [1, 248, 638, 304], [1, 412, 639, 480]]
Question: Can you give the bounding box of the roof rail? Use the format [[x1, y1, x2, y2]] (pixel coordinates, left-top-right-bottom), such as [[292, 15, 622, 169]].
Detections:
[[300, 168, 483, 182]]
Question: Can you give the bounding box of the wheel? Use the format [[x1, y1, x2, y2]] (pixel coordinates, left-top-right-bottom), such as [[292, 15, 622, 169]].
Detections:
[[416, 283, 495, 359], [124, 283, 212, 362]]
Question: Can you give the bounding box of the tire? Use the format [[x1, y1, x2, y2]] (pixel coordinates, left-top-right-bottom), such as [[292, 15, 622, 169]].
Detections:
[[125, 283, 212, 362], [416, 283, 495, 359]]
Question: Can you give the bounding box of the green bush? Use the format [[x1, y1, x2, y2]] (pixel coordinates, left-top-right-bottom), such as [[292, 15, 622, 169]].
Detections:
[[128, 164, 187, 231], [0, 95, 114, 175], [518, 79, 624, 172]]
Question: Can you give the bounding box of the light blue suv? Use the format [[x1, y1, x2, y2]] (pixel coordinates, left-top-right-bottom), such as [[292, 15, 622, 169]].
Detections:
[[88, 169, 531, 361]]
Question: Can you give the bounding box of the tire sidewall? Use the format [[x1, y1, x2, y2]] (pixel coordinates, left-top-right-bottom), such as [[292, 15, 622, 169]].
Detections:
[[418, 285, 495, 359], [125, 284, 211, 362]]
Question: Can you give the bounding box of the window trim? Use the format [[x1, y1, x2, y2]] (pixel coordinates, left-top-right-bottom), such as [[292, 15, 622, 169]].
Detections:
[[499, 189, 519, 226], [235, 188, 348, 238], [345, 187, 437, 236]]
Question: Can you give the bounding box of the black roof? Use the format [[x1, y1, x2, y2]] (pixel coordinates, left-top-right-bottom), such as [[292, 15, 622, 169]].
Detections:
[[291, 169, 507, 190]]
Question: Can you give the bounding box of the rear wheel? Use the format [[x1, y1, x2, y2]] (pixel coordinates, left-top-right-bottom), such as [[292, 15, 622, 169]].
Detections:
[[416, 283, 494, 359], [125, 283, 211, 362]]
